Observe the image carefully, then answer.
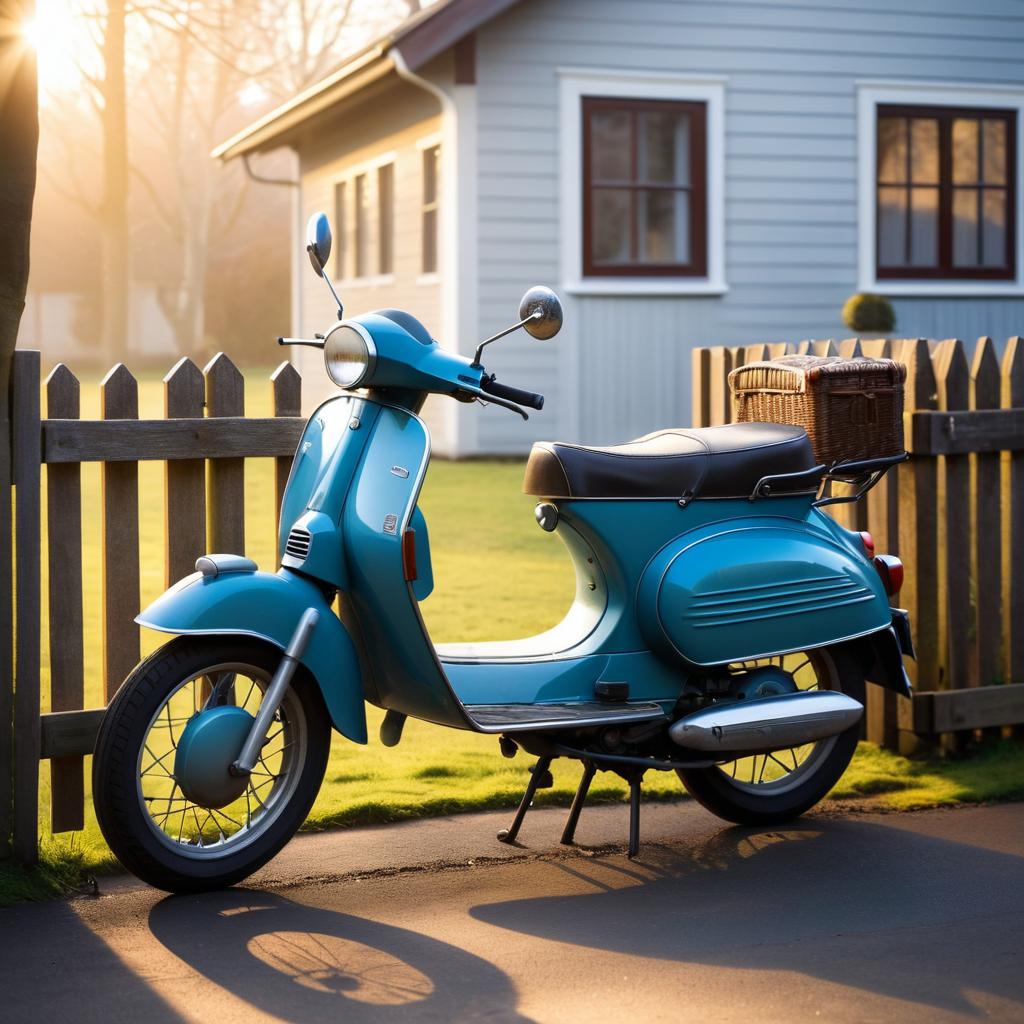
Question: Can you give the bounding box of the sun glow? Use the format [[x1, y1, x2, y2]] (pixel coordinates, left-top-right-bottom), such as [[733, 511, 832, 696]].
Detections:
[[21, 0, 87, 97]]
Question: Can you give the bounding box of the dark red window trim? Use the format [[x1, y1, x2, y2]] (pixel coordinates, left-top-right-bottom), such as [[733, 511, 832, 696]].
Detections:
[[876, 103, 1017, 281], [582, 96, 707, 278]]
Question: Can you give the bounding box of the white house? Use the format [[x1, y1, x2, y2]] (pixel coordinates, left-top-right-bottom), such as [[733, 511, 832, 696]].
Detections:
[[214, 0, 1024, 456]]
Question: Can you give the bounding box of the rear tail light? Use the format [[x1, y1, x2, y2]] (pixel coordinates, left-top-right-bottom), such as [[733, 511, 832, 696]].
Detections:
[[873, 554, 903, 596], [859, 531, 875, 558], [402, 528, 418, 582]]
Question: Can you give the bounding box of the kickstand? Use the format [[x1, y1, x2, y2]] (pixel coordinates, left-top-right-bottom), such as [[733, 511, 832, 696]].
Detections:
[[560, 760, 597, 846], [497, 756, 553, 845], [627, 771, 645, 860]]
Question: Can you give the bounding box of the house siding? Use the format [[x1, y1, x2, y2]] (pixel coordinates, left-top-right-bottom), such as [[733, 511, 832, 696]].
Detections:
[[472, 0, 1024, 451], [295, 85, 450, 449]]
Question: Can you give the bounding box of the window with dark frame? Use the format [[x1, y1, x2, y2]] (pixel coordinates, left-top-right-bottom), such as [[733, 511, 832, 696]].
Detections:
[[876, 104, 1016, 280], [354, 172, 369, 278], [377, 163, 394, 275], [422, 144, 440, 274], [333, 180, 346, 278], [582, 96, 707, 277]]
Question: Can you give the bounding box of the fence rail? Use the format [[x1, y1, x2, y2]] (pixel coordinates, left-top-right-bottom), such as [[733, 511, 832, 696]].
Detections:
[[692, 336, 1024, 753], [2, 351, 303, 861]]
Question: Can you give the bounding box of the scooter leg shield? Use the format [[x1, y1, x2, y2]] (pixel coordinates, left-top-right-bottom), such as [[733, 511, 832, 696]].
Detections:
[[137, 566, 367, 744]]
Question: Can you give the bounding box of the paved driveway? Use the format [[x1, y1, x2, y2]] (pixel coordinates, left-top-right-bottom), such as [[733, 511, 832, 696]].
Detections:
[[1, 802, 1022, 1023]]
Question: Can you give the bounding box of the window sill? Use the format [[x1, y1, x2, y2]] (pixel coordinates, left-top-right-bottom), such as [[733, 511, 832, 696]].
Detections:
[[564, 278, 728, 297], [859, 279, 1024, 298], [416, 272, 440, 286]]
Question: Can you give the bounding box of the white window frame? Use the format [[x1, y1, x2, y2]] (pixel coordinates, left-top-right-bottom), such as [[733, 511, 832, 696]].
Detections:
[[857, 80, 1024, 297], [416, 132, 442, 284], [333, 149, 397, 288], [558, 68, 727, 296]]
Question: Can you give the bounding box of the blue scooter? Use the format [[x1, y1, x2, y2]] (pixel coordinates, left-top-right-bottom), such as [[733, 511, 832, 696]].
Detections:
[[93, 213, 914, 893]]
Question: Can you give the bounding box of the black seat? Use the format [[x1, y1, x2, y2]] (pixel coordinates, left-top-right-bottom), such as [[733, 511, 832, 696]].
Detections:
[[522, 423, 818, 500]]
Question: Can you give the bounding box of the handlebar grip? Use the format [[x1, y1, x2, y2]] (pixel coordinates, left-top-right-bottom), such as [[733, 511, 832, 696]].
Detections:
[[479, 376, 545, 411]]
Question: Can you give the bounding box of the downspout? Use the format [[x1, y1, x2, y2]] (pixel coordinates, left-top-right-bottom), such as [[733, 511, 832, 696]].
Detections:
[[242, 154, 304, 345], [391, 48, 476, 458]]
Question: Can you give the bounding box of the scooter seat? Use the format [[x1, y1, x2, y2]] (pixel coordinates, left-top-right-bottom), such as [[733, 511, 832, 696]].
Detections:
[[523, 423, 817, 500]]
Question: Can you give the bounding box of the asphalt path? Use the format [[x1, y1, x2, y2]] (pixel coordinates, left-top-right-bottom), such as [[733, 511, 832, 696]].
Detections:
[[1, 801, 1022, 1023]]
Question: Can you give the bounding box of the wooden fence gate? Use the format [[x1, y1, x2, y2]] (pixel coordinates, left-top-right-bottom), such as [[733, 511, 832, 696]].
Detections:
[[1, 350, 305, 863], [692, 336, 1024, 753]]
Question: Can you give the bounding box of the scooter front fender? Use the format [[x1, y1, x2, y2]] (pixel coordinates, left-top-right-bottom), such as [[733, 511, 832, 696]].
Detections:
[[136, 567, 367, 744]]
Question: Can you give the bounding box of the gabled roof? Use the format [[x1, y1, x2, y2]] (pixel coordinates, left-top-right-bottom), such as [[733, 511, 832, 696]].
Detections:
[[212, 0, 523, 161]]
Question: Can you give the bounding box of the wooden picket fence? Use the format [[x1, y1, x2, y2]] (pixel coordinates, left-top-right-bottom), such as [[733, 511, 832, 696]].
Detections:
[[692, 336, 1024, 753], [1, 350, 305, 863]]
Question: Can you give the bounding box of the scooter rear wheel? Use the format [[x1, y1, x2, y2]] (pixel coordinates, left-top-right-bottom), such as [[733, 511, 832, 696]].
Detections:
[[93, 635, 331, 893], [676, 644, 865, 826]]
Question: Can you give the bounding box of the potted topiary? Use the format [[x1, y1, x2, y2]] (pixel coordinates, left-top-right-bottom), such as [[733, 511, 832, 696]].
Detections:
[[841, 293, 895, 336]]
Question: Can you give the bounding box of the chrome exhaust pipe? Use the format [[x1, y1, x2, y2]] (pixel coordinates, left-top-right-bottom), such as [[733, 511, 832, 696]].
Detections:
[[669, 691, 863, 753]]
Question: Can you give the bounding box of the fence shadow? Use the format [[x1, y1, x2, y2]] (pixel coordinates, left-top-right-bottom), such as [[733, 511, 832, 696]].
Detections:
[[148, 887, 534, 1024], [470, 816, 1024, 1016]]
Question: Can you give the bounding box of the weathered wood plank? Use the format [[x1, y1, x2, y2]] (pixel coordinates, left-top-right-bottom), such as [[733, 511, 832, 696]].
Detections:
[[12, 351, 41, 863], [42, 416, 306, 463], [932, 341, 971, 697], [971, 338, 1002, 691], [709, 347, 734, 426], [908, 408, 1024, 455], [1003, 338, 1024, 698], [691, 348, 711, 428], [45, 365, 86, 832], [0, 373, 12, 858], [911, 684, 1024, 734], [164, 359, 206, 586], [101, 365, 141, 702], [809, 339, 837, 357], [205, 354, 245, 555], [40, 709, 105, 759], [896, 340, 940, 702], [837, 338, 862, 358], [272, 362, 301, 545], [741, 343, 767, 366]]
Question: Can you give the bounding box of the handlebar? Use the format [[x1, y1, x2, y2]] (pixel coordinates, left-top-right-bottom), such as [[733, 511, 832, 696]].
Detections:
[[479, 375, 545, 411]]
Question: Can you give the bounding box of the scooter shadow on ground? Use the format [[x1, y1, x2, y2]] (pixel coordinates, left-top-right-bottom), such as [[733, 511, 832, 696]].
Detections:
[[148, 888, 535, 1024], [470, 816, 1024, 1016]]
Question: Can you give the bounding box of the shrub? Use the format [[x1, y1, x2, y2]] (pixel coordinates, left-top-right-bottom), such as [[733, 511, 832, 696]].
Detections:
[[842, 293, 896, 333]]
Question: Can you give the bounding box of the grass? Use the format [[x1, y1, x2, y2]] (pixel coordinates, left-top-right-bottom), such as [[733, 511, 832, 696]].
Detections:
[[4, 365, 1021, 905]]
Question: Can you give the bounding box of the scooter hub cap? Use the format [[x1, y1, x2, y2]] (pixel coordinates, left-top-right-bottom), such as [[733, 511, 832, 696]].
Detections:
[[173, 706, 254, 808]]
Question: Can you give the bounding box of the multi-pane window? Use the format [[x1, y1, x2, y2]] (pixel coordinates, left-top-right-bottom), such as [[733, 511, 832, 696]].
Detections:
[[333, 180, 346, 277], [582, 97, 706, 277], [876, 105, 1016, 279], [377, 163, 394, 275], [354, 173, 369, 278], [422, 145, 440, 274]]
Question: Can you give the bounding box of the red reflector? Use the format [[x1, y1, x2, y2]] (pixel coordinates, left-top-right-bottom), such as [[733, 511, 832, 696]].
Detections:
[[859, 531, 875, 558], [402, 529, 418, 582], [874, 554, 903, 596]]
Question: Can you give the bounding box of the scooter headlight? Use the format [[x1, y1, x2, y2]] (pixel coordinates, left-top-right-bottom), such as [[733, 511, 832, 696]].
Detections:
[[323, 323, 376, 389]]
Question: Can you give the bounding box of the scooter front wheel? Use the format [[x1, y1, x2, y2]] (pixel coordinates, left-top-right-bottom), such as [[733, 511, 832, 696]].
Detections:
[[676, 644, 865, 826], [93, 635, 331, 893]]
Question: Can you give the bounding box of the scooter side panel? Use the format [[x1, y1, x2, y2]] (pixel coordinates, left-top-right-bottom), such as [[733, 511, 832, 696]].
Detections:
[[137, 567, 368, 743], [638, 515, 891, 666]]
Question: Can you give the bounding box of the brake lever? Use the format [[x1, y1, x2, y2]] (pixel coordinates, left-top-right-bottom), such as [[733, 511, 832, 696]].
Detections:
[[459, 386, 528, 420], [278, 336, 326, 349]]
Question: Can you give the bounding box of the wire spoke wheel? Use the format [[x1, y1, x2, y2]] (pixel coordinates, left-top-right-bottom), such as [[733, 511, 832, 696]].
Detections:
[[136, 662, 307, 860], [676, 644, 865, 826]]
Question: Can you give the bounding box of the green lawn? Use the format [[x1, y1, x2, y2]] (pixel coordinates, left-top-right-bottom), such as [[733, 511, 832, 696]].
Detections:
[[5, 366, 1021, 904]]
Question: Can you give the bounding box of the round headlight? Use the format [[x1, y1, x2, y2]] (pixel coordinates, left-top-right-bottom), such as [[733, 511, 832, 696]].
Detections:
[[323, 324, 376, 389]]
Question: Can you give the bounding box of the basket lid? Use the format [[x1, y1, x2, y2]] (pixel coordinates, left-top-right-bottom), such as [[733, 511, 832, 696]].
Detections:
[[729, 354, 906, 394]]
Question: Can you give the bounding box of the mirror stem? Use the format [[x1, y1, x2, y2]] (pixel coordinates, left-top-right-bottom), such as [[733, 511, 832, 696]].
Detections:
[[471, 311, 541, 367], [307, 246, 345, 320]]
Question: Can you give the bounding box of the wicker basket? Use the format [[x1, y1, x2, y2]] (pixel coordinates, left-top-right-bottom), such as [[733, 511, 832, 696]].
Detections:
[[728, 354, 906, 465]]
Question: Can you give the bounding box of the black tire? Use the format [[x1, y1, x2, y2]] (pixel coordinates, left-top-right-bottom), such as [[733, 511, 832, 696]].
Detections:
[[93, 635, 331, 893], [676, 644, 865, 826]]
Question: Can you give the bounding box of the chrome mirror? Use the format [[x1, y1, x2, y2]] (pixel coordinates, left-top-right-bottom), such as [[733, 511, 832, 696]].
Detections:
[[305, 212, 332, 277], [519, 286, 562, 340]]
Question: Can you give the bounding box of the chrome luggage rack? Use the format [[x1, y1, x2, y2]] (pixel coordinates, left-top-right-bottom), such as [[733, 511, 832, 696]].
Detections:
[[749, 451, 908, 506]]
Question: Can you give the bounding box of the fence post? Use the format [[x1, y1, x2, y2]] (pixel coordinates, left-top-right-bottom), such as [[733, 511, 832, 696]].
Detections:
[[691, 348, 711, 428], [971, 339, 1002, 693], [45, 365, 86, 832], [164, 359, 206, 585], [205, 354, 245, 555], [272, 362, 301, 547], [708, 347, 734, 426], [101, 365, 141, 702], [12, 351, 40, 863], [1004, 338, 1024, 696], [896, 339, 939, 752]]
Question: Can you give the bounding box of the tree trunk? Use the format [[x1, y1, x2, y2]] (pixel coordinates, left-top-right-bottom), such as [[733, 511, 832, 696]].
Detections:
[[0, 0, 39, 857], [100, 0, 129, 363]]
